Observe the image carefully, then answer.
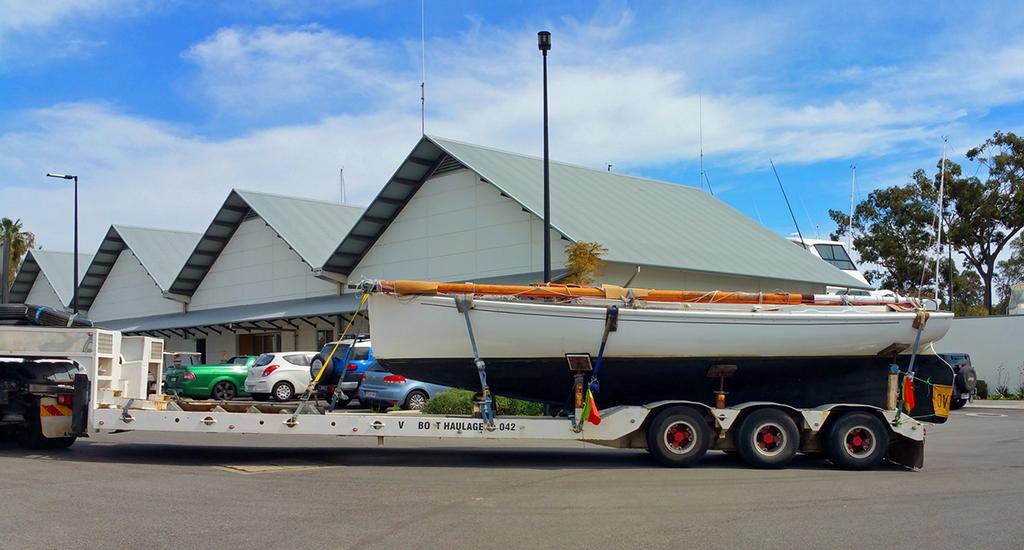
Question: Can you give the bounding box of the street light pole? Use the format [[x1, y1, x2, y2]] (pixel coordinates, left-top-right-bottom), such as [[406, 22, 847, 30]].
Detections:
[[46, 173, 79, 313], [538, 31, 552, 283]]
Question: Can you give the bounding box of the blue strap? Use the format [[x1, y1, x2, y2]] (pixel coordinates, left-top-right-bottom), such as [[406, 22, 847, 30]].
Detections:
[[328, 338, 359, 411], [589, 306, 619, 393], [34, 307, 45, 324]]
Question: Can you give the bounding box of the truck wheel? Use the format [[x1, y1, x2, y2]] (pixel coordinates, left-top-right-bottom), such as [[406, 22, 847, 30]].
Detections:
[[645, 407, 711, 468], [825, 412, 889, 470], [950, 398, 967, 410], [736, 408, 799, 469], [16, 404, 76, 450]]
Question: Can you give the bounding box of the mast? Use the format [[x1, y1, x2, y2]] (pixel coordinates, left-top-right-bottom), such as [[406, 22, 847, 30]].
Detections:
[[934, 138, 947, 300], [699, 95, 705, 193], [848, 165, 856, 250], [420, 0, 426, 135]]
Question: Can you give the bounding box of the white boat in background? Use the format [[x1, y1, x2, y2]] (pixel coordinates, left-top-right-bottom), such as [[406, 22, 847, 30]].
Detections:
[[363, 280, 955, 414]]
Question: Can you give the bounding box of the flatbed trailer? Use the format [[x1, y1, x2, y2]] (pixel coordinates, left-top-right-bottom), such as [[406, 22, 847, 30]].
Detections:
[[1, 326, 929, 470]]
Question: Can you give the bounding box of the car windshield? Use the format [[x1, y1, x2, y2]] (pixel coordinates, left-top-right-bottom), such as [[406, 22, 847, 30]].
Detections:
[[813, 244, 857, 271], [320, 343, 351, 359], [227, 356, 251, 365], [367, 362, 386, 372], [253, 354, 274, 367]]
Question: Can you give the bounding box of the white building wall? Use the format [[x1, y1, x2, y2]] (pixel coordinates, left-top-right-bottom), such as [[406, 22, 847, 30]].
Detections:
[[88, 250, 184, 321], [191, 217, 338, 310], [599, 263, 826, 295], [350, 169, 565, 283], [24, 274, 65, 310], [934, 315, 1024, 385]]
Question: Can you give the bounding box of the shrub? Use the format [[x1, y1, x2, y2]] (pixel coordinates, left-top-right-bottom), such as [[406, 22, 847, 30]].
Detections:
[[422, 389, 545, 416], [976, 380, 989, 399]]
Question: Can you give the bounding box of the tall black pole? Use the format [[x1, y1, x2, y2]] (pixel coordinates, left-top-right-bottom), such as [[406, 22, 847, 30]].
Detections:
[[73, 175, 79, 313], [538, 31, 552, 283]]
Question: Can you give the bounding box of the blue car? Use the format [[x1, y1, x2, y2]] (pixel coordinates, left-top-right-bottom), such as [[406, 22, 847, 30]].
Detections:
[[359, 363, 451, 410], [310, 338, 374, 405]]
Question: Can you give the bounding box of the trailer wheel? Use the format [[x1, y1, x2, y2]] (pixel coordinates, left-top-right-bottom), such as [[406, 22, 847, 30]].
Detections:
[[646, 407, 711, 468], [825, 412, 889, 470], [736, 408, 799, 469]]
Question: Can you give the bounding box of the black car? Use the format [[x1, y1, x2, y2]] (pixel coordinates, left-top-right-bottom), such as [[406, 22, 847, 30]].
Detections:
[[938, 353, 977, 410]]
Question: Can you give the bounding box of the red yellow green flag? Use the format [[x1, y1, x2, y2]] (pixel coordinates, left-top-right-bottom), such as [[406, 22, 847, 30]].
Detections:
[[903, 375, 915, 413], [580, 389, 602, 426]]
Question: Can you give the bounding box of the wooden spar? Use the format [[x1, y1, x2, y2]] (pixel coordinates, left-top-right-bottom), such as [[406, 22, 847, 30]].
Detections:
[[377, 280, 923, 307], [379, 280, 807, 305]]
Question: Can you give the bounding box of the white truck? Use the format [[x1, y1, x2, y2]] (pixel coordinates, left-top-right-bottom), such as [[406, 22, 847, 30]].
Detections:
[[0, 324, 935, 470]]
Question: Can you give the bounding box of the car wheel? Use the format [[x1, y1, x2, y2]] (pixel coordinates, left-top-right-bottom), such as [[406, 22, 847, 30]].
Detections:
[[736, 408, 800, 469], [645, 406, 711, 468], [825, 412, 889, 470], [211, 381, 237, 401], [272, 381, 295, 402], [404, 390, 429, 410], [950, 398, 967, 410]]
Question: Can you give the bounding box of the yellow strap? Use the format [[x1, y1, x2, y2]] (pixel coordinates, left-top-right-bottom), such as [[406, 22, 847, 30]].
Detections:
[[307, 292, 370, 391]]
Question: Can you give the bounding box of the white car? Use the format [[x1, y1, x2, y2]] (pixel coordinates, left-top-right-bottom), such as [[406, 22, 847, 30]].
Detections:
[[244, 352, 318, 401]]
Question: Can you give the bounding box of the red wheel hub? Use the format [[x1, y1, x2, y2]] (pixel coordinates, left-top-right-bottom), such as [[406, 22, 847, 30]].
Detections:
[[845, 428, 873, 455], [666, 424, 693, 450]]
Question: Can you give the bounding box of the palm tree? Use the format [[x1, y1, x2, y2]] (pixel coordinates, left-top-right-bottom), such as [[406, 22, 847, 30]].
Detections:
[[1, 217, 36, 293]]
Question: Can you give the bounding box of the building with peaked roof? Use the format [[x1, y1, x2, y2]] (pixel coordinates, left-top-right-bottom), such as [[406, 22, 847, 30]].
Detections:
[[325, 135, 868, 293], [80, 225, 202, 322], [101, 189, 366, 362], [8, 250, 94, 311]]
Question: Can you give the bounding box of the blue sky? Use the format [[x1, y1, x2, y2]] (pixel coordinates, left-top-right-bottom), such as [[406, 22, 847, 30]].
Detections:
[[2, 0, 1023, 253]]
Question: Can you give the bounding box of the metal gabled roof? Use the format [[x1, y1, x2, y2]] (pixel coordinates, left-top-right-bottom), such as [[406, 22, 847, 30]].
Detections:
[[77, 225, 202, 310], [8, 250, 94, 306], [168, 189, 364, 297], [323, 135, 869, 289]]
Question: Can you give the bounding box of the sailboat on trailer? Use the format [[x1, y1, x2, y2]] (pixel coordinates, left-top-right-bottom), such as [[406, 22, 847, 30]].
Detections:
[[362, 280, 955, 419]]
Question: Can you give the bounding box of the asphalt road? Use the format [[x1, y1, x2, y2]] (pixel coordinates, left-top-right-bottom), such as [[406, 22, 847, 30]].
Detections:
[[1, 407, 1022, 550]]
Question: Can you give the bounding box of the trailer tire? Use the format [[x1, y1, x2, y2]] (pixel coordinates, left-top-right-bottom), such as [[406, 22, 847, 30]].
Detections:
[[736, 408, 799, 469], [646, 407, 711, 468], [825, 412, 889, 470]]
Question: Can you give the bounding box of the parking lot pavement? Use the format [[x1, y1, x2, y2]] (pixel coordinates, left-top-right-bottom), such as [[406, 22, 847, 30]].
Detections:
[[1, 409, 1023, 550], [965, 399, 1024, 410]]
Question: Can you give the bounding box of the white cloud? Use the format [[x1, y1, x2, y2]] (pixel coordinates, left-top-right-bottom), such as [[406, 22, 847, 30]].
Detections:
[[5, 8, 1024, 253]]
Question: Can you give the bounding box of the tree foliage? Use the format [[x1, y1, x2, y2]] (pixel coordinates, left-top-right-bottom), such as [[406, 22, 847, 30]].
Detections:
[[1, 218, 35, 291], [828, 181, 935, 294], [563, 241, 607, 286]]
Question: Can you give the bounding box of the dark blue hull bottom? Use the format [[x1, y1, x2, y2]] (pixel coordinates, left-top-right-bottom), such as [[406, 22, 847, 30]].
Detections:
[[379, 354, 953, 423]]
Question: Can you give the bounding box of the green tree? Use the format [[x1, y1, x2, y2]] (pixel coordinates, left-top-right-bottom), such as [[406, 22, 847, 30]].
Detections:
[[996, 237, 1024, 312], [1, 218, 35, 291], [939, 257, 986, 316], [563, 241, 607, 286], [943, 131, 1024, 314], [829, 181, 936, 294]]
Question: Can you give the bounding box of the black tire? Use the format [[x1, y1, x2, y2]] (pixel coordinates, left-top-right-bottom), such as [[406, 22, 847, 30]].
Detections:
[[736, 408, 800, 469], [16, 400, 76, 450], [272, 381, 295, 402], [645, 407, 711, 468], [950, 398, 967, 410], [404, 390, 429, 411], [825, 412, 890, 470], [210, 381, 237, 401]]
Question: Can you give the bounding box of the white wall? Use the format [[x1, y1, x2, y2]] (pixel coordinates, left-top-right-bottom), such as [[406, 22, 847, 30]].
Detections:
[[88, 250, 184, 321], [350, 169, 566, 283], [24, 273, 66, 311], [191, 217, 338, 310], [599, 263, 826, 294], [934, 315, 1024, 386]]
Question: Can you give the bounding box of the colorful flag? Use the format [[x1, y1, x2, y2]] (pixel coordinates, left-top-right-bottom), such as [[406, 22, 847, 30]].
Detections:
[[581, 389, 602, 425], [903, 374, 915, 413]]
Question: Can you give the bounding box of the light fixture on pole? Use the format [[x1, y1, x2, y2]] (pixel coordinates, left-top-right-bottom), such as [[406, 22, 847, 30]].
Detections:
[[538, 30, 552, 283], [46, 172, 80, 313]]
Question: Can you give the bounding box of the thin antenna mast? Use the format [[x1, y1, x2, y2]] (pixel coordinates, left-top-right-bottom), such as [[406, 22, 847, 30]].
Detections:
[[420, 0, 426, 135], [848, 165, 856, 250], [699, 95, 705, 193], [339, 167, 346, 204], [934, 137, 947, 300], [770, 159, 805, 249]]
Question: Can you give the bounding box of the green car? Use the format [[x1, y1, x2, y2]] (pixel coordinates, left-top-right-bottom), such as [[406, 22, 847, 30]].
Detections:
[[163, 355, 256, 400]]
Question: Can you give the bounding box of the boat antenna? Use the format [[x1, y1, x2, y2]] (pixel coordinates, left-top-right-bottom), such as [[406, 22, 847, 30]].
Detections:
[[419, 0, 427, 135], [339, 166, 346, 204], [697, 95, 714, 195], [770, 159, 805, 248], [848, 164, 856, 250], [934, 137, 947, 300]]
